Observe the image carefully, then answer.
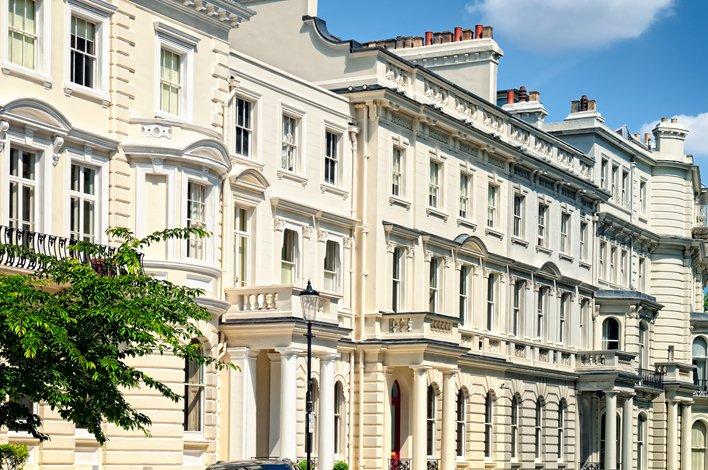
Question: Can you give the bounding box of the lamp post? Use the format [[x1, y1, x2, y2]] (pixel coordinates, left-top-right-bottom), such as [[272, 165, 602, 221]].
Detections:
[[300, 280, 320, 470]]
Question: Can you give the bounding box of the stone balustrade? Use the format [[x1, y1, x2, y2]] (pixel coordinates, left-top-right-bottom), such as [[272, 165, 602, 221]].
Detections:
[[380, 312, 459, 342], [577, 350, 636, 373], [223, 284, 337, 324]]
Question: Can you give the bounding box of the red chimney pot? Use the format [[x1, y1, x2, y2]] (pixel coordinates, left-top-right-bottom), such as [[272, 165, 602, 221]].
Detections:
[[474, 24, 484, 38], [454, 26, 463, 42], [425, 31, 433, 46], [506, 89, 515, 105]]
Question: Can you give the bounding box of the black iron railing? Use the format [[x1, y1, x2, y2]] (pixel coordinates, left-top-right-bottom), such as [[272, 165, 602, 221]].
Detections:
[[0, 225, 131, 275], [638, 368, 664, 389], [695, 379, 708, 397], [580, 463, 601, 470], [426, 459, 439, 470], [389, 458, 411, 470]]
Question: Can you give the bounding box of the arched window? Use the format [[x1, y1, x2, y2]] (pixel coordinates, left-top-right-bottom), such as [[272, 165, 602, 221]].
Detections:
[[426, 385, 436, 457], [455, 390, 466, 457], [334, 381, 345, 455], [557, 401, 566, 461], [534, 399, 543, 460], [484, 392, 494, 458], [693, 337, 708, 390], [510, 396, 520, 459], [602, 318, 620, 350], [183, 343, 204, 432], [639, 321, 649, 370], [638, 413, 647, 470], [693, 420, 706, 470]]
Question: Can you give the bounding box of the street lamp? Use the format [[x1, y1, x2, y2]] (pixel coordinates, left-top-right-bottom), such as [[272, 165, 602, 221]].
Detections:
[[300, 280, 320, 470]]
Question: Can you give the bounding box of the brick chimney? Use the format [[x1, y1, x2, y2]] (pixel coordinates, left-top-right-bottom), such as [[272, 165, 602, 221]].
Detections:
[[500, 86, 547, 127], [565, 95, 604, 124], [369, 24, 503, 102]]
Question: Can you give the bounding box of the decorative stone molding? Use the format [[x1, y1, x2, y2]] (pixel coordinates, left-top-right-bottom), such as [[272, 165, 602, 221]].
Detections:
[[141, 123, 172, 139], [303, 226, 313, 239], [52, 136, 65, 166], [386, 240, 397, 253], [343, 237, 352, 249], [424, 250, 433, 263], [317, 230, 328, 242], [0, 121, 8, 152], [405, 246, 415, 259], [273, 218, 285, 232], [389, 317, 412, 333]]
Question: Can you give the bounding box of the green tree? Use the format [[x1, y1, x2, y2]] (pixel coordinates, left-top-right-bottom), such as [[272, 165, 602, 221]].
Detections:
[[0, 227, 228, 443]]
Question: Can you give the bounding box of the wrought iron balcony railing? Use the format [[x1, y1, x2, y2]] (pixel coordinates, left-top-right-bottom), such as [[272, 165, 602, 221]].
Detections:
[[638, 368, 664, 389], [694, 379, 708, 397], [389, 459, 411, 470], [426, 459, 440, 470], [0, 226, 129, 275]]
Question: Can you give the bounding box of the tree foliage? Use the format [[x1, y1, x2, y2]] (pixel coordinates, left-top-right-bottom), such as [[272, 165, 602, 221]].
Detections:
[[0, 227, 228, 443], [0, 443, 28, 470]]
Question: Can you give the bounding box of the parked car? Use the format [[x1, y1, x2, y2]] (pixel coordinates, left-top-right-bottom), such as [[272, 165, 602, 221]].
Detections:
[[206, 459, 297, 470]]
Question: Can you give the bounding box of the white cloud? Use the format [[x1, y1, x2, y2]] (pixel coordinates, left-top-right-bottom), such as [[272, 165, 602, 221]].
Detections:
[[640, 113, 708, 159], [465, 0, 674, 53]]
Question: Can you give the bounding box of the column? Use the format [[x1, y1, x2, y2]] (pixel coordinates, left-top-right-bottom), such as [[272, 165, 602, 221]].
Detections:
[[441, 371, 457, 470], [681, 402, 693, 470], [318, 354, 338, 470], [580, 394, 592, 464], [667, 399, 678, 470], [621, 396, 634, 470], [412, 366, 429, 470], [276, 347, 298, 460], [268, 353, 282, 457], [228, 347, 258, 460], [604, 392, 617, 470]]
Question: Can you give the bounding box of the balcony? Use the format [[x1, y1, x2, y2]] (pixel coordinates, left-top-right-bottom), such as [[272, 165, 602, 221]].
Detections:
[[377, 312, 459, 343], [577, 350, 636, 374], [694, 380, 708, 398], [0, 225, 125, 275], [389, 459, 411, 470], [223, 284, 341, 325], [694, 205, 708, 239], [638, 368, 664, 389]]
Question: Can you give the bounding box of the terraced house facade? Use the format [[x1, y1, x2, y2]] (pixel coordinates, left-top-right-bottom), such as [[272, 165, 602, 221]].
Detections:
[[0, 0, 706, 469]]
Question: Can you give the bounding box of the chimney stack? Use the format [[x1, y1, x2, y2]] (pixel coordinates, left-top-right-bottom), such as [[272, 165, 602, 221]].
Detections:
[[481, 26, 494, 39], [475, 24, 484, 38], [506, 89, 515, 105], [454, 26, 463, 42], [425, 31, 433, 45]]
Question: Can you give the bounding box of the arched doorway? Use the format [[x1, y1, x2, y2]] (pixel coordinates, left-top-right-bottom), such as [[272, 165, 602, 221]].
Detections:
[[391, 381, 402, 461]]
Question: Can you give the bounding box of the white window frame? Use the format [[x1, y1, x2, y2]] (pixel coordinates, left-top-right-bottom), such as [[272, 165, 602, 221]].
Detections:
[[181, 171, 217, 265], [455, 389, 466, 458], [534, 399, 544, 461], [560, 212, 571, 254], [638, 257, 646, 292], [610, 246, 617, 284], [557, 401, 565, 462], [323, 237, 342, 293], [323, 128, 341, 187], [235, 97, 254, 158], [279, 105, 305, 174], [512, 280, 524, 337], [391, 246, 404, 312], [183, 351, 205, 433], [64, 0, 115, 100], [611, 164, 619, 199], [484, 392, 494, 460], [155, 23, 197, 121], [537, 203, 548, 247], [4, 137, 51, 233], [621, 169, 629, 205], [537, 287, 547, 339], [428, 159, 441, 209], [640, 179, 648, 215], [580, 221, 589, 261], [233, 205, 251, 287], [600, 158, 608, 190], [68, 162, 98, 242], [486, 273, 496, 331], [599, 241, 607, 280], [280, 225, 301, 285], [510, 396, 520, 460], [429, 256, 441, 313], [459, 172, 471, 219], [426, 385, 436, 458], [458, 264, 469, 325], [64, 147, 108, 244], [487, 183, 498, 228], [1, 0, 52, 84], [620, 249, 628, 287], [391, 145, 405, 198], [513, 193, 525, 238]]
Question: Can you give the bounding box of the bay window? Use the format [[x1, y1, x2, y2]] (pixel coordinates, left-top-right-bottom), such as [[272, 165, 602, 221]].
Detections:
[[186, 181, 206, 260]]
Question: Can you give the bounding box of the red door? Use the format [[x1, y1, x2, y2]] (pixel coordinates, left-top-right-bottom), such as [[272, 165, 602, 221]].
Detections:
[[390, 381, 401, 461]]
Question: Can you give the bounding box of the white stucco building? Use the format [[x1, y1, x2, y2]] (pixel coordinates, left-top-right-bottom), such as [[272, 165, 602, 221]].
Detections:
[[0, 0, 706, 469]]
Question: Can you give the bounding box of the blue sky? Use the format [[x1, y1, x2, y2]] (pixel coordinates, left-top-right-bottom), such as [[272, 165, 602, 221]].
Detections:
[[319, 0, 708, 180]]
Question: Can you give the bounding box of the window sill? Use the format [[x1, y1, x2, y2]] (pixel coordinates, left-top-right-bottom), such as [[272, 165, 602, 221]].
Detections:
[[183, 432, 209, 451], [320, 183, 349, 199], [533, 459, 544, 469], [579, 261, 591, 270], [426, 206, 449, 221], [457, 217, 477, 230], [639, 214, 649, 223], [231, 153, 265, 170], [277, 169, 308, 187], [155, 110, 192, 125], [485, 227, 504, 239], [559, 253, 574, 262], [536, 245, 552, 255], [511, 236, 528, 247], [63, 83, 111, 107], [1, 62, 52, 89], [389, 195, 411, 209]]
